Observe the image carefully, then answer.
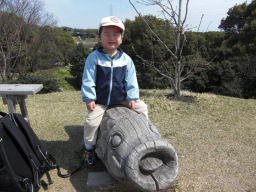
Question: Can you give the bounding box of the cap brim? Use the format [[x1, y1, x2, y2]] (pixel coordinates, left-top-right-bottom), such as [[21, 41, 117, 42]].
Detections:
[[101, 24, 124, 32]]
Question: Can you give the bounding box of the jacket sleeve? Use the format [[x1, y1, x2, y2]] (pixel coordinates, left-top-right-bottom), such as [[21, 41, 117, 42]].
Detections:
[[125, 58, 139, 101], [81, 53, 97, 103]]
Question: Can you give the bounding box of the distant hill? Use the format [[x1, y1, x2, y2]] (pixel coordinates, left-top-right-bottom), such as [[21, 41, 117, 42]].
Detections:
[[61, 27, 97, 40], [61, 27, 98, 49]]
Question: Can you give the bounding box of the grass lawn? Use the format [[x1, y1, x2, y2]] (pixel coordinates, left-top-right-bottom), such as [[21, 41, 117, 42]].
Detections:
[[1, 89, 255, 192]]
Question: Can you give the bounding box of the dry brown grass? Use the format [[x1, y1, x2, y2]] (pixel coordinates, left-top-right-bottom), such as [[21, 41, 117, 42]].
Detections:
[[1, 89, 255, 192], [142, 90, 256, 192]]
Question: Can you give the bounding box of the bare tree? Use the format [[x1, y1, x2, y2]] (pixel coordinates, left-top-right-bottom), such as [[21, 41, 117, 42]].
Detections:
[[0, 0, 55, 82], [129, 0, 203, 97], [0, 0, 5, 7]]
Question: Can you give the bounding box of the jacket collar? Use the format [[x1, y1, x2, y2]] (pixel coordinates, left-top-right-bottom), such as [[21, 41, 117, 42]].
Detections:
[[97, 47, 123, 57]]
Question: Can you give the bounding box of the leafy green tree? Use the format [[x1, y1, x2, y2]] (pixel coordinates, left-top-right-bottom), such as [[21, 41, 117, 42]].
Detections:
[[122, 16, 172, 89], [202, 32, 225, 62], [69, 43, 91, 87], [128, 0, 212, 97], [217, 0, 256, 98], [123, 16, 224, 92], [55, 28, 76, 64], [219, 3, 247, 34], [219, 0, 256, 56], [229, 56, 256, 98], [182, 56, 210, 92], [25, 27, 76, 72], [242, 56, 256, 98], [210, 60, 243, 97]]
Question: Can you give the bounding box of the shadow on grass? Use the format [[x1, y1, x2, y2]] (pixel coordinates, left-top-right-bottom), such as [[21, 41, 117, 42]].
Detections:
[[40, 125, 178, 192], [65, 77, 80, 90], [166, 93, 196, 103], [140, 90, 196, 103], [40, 125, 87, 192]]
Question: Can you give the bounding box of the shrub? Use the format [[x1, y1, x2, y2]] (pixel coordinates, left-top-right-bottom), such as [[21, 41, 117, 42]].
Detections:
[[69, 43, 91, 88], [8, 73, 61, 93]]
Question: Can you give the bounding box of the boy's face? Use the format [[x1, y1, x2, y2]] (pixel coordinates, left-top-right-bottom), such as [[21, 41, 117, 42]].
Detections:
[[98, 26, 123, 53]]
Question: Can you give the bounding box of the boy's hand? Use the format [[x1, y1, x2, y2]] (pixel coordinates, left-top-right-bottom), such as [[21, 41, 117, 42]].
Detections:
[[129, 100, 136, 110], [87, 101, 95, 111]]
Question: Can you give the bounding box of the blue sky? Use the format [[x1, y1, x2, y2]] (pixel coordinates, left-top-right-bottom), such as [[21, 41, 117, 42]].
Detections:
[[41, 0, 251, 31]]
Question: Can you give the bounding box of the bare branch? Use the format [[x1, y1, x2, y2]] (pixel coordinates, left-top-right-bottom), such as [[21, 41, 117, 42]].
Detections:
[[0, 0, 56, 82], [129, 0, 206, 97], [181, 0, 189, 27], [157, 2, 178, 25], [166, 0, 179, 25], [138, 0, 156, 5], [179, 33, 187, 72], [131, 45, 172, 80], [129, 0, 177, 59], [195, 14, 204, 56], [0, 0, 6, 8], [197, 14, 204, 33]]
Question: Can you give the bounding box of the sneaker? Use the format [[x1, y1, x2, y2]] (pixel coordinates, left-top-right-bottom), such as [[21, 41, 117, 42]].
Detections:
[[85, 150, 95, 166]]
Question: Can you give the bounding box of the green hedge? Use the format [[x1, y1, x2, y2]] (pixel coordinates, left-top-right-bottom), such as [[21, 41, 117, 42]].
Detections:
[[8, 74, 61, 93]]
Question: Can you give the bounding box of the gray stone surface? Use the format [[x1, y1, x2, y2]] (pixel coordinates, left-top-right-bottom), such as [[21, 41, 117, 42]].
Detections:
[[87, 171, 117, 192], [0, 84, 43, 95], [95, 106, 178, 192]]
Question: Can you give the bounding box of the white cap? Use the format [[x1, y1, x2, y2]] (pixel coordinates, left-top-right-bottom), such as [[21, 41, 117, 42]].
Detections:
[[99, 16, 125, 32]]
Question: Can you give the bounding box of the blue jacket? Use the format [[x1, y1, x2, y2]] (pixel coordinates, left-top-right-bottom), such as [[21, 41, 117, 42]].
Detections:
[[81, 48, 139, 106]]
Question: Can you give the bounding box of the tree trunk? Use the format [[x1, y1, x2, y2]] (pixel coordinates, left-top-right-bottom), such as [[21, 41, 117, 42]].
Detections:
[[175, 0, 182, 97], [176, 62, 181, 97], [129, 0, 191, 98], [1, 53, 7, 83]]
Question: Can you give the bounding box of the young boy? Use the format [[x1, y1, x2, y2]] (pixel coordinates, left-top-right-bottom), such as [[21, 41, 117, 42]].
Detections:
[[81, 16, 148, 165]]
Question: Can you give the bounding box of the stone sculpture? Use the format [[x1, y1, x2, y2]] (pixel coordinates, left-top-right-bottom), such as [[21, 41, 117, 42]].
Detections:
[[95, 106, 178, 192]]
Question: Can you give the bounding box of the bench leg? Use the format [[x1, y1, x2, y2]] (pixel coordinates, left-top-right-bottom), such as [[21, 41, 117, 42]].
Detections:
[[17, 96, 29, 123], [4, 95, 30, 124], [5, 95, 17, 114]]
